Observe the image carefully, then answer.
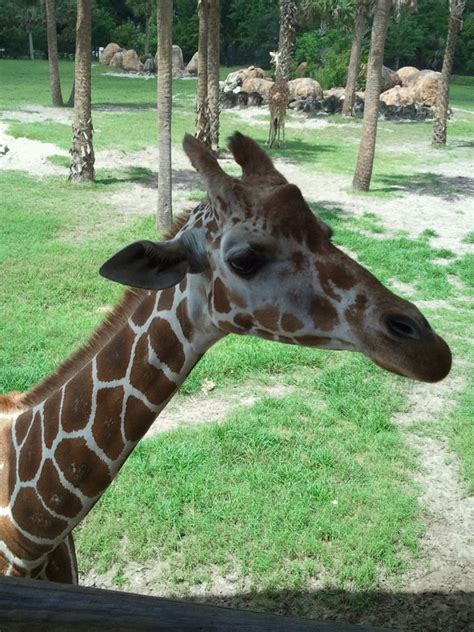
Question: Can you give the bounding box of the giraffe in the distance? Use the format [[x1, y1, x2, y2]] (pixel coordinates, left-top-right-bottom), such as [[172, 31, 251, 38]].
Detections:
[[0, 132, 451, 583], [267, 51, 289, 148]]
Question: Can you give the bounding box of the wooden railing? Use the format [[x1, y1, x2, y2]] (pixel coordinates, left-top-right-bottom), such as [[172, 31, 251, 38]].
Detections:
[[0, 577, 387, 631]]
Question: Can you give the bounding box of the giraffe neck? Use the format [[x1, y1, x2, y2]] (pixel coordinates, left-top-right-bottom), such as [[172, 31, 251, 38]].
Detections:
[[1, 277, 222, 574]]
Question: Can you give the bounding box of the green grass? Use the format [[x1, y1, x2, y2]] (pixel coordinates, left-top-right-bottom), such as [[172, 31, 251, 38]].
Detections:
[[1, 60, 473, 610]]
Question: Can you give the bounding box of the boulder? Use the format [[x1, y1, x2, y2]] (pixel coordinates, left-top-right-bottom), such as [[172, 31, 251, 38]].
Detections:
[[381, 65, 402, 91], [143, 57, 155, 73], [409, 70, 441, 106], [241, 78, 274, 102], [122, 49, 143, 72], [186, 51, 199, 75], [397, 65, 419, 86], [224, 66, 265, 91], [296, 61, 309, 75], [100, 43, 122, 66], [288, 78, 322, 100], [323, 87, 345, 99], [109, 52, 123, 68], [172, 45, 184, 73], [380, 85, 416, 107]]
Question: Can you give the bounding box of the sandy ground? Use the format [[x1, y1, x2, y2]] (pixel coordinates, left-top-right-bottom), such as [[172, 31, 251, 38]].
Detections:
[[2, 103, 473, 630]]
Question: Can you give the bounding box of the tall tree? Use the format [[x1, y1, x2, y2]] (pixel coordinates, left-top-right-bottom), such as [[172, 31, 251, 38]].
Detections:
[[278, 0, 298, 82], [69, 0, 95, 182], [207, 0, 220, 153], [157, 0, 173, 232], [432, 0, 466, 145], [195, 0, 210, 145], [45, 0, 64, 107], [352, 0, 392, 191], [342, 1, 368, 117]]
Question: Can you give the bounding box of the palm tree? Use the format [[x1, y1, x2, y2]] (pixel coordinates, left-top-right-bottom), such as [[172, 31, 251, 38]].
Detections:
[[157, 0, 173, 232], [45, 0, 64, 107], [342, 1, 369, 117], [207, 0, 220, 153], [279, 0, 298, 82], [69, 0, 95, 182], [432, 0, 466, 145], [196, 0, 210, 145], [352, 0, 392, 192]]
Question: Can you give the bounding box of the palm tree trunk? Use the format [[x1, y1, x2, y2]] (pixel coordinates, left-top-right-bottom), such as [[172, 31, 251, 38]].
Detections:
[[207, 0, 220, 153], [342, 1, 367, 117], [196, 0, 210, 145], [28, 30, 34, 60], [278, 0, 297, 82], [69, 0, 95, 182], [432, 2, 465, 145], [352, 0, 392, 192], [45, 0, 64, 107], [157, 0, 173, 232]]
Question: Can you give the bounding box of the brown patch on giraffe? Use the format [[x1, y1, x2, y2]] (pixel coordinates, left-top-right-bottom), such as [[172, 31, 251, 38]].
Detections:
[[228, 289, 247, 309], [55, 438, 111, 498], [149, 319, 186, 374], [43, 389, 61, 450], [179, 278, 187, 293], [213, 278, 231, 313], [295, 335, 331, 347], [44, 538, 77, 583], [291, 251, 306, 272], [92, 387, 125, 460], [0, 420, 15, 505], [14, 410, 33, 445], [130, 336, 174, 406], [316, 261, 355, 302], [217, 320, 242, 334], [345, 294, 369, 327], [131, 294, 156, 327], [61, 369, 93, 432], [0, 515, 51, 561], [96, 324, 136, 383], [123, 395, 160, 443], [158, 286, 175, 312], [255, 306, 280, 331], [311, 296, 339, 331], [18, 414, 43, 482], [37, 458, 83, 518], [12, 487, 68, 539], [234, 313, 253, 330], [176, 298, 194, 342], [254, 328, 276, 341], [281, 313, 304, 333]]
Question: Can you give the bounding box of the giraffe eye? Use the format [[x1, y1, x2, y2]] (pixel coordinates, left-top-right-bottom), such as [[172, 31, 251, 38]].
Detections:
[[228, 251, 265, 278]]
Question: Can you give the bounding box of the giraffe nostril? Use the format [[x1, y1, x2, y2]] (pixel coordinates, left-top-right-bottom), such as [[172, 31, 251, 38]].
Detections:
[[384, 314, 422, 340]]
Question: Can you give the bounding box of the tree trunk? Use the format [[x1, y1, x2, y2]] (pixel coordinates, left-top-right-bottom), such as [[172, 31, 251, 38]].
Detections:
[[144, 14, 151, 57], [67, 81, 75, 107], [195, 0, 210, 145], [45, 0, 64, 107], [432, 3, 465, 145], [69, 0, 95, 182], [342, 1, 367, 117], [278, 0, 297, 82], [352, 0, 392, 192], [207, 0, 220, 153], [28, 30, 34, 60], [157, 0, 173, 232]]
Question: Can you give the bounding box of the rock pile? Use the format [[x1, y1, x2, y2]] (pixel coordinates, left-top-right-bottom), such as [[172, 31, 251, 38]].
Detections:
[[100, 43, 189, 77]]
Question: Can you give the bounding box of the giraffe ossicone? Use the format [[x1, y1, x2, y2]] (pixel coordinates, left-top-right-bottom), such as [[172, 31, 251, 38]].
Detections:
[[0, 132, 451, 583]]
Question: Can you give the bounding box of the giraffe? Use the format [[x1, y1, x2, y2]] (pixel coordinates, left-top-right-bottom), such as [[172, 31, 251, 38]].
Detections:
[[267, 51, 289, 148], [0, 132, 451, 583]]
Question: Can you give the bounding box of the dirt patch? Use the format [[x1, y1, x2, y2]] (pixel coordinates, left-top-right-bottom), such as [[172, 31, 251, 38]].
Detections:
[[0, 122, 67, 176]]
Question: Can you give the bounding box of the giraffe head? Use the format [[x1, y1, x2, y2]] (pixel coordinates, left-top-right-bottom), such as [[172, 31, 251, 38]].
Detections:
[[100, 133, 451, 383]]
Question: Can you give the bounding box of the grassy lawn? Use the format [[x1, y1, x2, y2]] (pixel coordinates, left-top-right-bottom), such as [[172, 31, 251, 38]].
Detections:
[[1, 60, 473, 610]]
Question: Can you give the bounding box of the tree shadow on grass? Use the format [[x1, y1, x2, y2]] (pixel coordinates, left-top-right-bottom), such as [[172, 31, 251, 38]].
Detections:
[[95, 166, 202, 192], [185, 588, 473, 631], [93, 102, 156, 112], [373, 173, 474, 200]]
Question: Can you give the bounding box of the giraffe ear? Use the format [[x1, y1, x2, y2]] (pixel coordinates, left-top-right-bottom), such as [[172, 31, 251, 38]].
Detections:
[[182, 133, 230, 183], [99, 232, 207, 290]]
